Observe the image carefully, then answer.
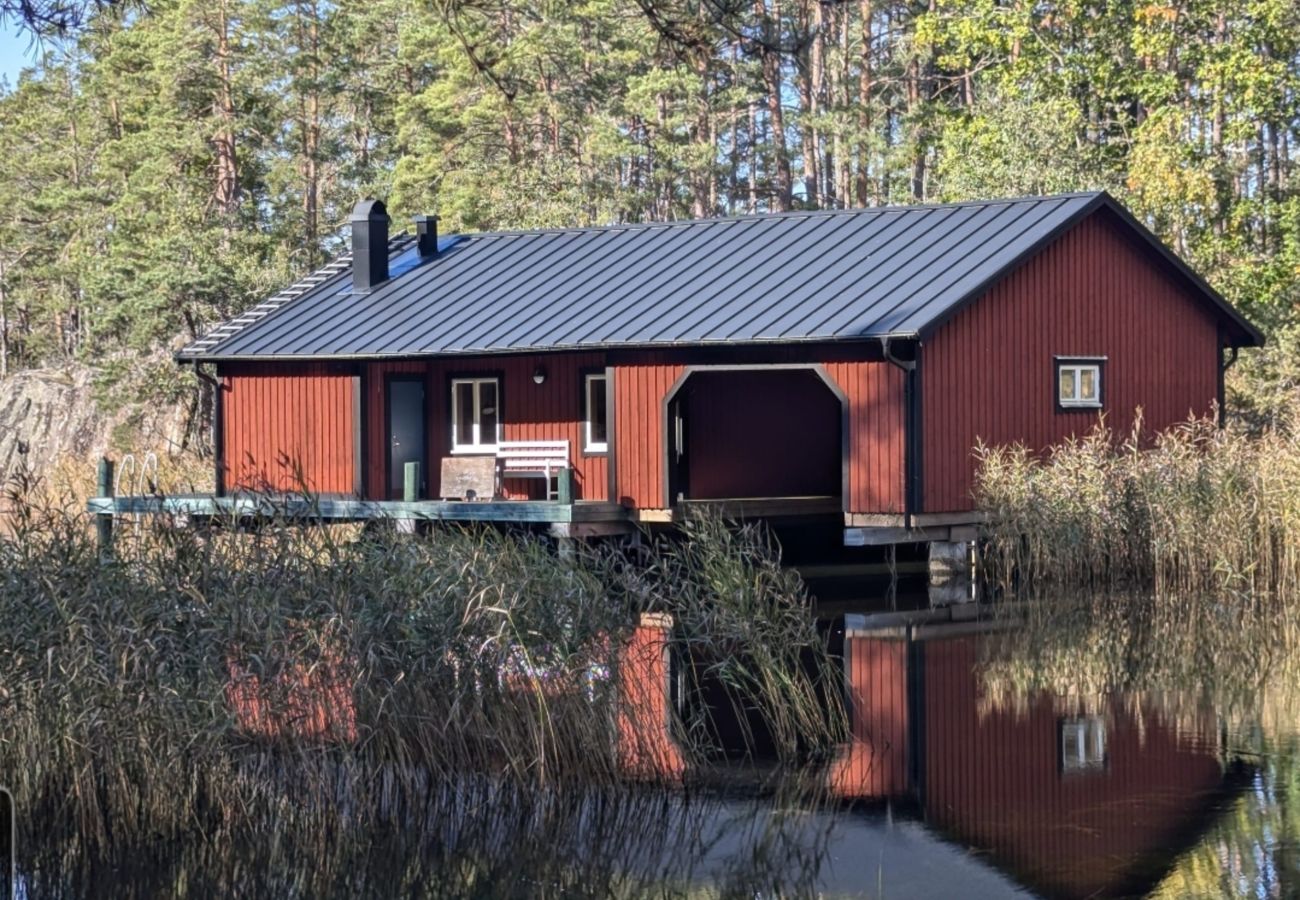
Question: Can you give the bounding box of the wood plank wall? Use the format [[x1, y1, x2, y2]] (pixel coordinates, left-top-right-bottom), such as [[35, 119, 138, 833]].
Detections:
[[610, 354, 686, 509], [219, 349, 906, 513], [363, 353, 609, 501], [922, 209, 1223, 512], [220, 362, 357, 494], [823, 360, 906, 515]]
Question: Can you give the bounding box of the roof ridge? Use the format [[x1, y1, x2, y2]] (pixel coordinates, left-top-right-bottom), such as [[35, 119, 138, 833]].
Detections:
[[450, 192, 1109, 241], [180, 235, 417, 358]]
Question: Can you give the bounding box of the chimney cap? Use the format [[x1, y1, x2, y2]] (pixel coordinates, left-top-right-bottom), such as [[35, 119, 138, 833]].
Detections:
[[413, 214, 439, 259], [351, 198, 389, 222]]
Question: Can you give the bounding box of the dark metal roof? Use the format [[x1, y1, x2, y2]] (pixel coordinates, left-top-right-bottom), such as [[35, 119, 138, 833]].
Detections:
[[178, 192, 1262, 361]]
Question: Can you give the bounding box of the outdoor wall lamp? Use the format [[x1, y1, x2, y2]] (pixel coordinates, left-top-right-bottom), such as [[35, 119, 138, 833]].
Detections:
[[533, 366, 547, 385]]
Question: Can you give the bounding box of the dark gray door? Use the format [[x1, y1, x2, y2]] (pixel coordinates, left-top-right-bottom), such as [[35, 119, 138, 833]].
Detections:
[[387, 378, 426, 498]]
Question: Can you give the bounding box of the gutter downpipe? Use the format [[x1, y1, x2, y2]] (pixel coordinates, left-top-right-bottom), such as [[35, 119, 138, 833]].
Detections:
[[191, 361, 224, 496], [882, 336, 920, 531], [1218, 342, 1239, 429]]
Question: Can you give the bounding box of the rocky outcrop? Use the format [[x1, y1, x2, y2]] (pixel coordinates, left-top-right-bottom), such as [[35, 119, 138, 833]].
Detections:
[[0, 361, 197, 491]]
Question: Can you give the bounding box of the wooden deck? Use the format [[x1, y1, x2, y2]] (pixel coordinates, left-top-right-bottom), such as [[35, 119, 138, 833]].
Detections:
[[87, 493, 631, 525]]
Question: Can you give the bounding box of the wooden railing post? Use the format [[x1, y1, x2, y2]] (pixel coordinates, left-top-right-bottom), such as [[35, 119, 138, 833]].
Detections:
[[96, 457, 114, 559], [557, 467, 573, 505], [403, 461, 419, 503], [398, 461, 419, 534]]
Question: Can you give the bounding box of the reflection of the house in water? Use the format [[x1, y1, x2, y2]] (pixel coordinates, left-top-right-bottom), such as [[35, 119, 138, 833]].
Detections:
[[827, 626, 1252, 900]]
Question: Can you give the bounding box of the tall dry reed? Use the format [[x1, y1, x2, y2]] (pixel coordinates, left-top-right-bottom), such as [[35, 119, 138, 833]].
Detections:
[[976, 415, 1300, 601], [0, 478, 844, 851]]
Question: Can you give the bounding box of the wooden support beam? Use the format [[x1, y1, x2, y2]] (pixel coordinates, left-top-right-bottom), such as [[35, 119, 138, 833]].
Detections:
[[86, 493, 630, 526], [843, 526, 952, 547], [549, 521, 635, 540], [403, 462, 419, 503], [96, 457, 114, 560], [843, 511, 988, 528], [398, 461, 420, 533], [557, 467, 573, 505]]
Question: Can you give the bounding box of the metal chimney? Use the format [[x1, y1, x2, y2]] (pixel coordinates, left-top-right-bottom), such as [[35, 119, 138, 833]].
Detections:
[[351, 198, 390, 293], [413, 214, 439, 259]]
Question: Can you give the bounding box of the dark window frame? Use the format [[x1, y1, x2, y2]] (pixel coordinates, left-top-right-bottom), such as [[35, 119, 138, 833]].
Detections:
[[1054, 356, 1106, 412]]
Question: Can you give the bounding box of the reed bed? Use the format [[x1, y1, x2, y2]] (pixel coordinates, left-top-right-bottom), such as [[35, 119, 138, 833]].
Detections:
[[0, 480, 844, 853], [976, 415, 1300, 601], [18, 777, 842, 899]]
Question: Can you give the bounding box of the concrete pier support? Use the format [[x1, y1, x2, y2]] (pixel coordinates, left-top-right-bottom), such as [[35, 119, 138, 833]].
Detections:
[[928, 540, 974, 606]]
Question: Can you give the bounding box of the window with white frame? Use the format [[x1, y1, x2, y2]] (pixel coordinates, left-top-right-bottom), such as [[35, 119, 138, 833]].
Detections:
[[1060, 716, 1107, 773], [584, 373, 608, 453], [1056, 358, 1104, 408], [451, 377, 501, 452]]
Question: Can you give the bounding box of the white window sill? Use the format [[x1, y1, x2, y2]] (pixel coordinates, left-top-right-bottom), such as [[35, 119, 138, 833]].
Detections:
[[451, 446, 501, 455], [1058, 401, 1103, 409], [584, 442, 609, 454]]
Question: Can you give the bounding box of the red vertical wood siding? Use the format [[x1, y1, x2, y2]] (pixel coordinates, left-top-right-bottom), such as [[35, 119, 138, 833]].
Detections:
[[220, 349, 905, 513], [363, 354, 609, 501], [829, 635, 910, 799], [823, 360, 906, 515], [220, 363, 356, 494], [611, 354, 687, 508], [922, 210, 1223, 512], [922, 637, 1225, 899]]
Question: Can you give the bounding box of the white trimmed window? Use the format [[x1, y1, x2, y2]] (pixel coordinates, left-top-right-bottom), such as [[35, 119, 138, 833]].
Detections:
[[451, 377, 501, 452], [1060, 717, 1106, 773], [584, 373, 608, 453], [1056, 358, 1104, 409]]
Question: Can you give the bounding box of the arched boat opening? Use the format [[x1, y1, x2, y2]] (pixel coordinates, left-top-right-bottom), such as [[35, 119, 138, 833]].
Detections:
[[665, 367, 844, 511]]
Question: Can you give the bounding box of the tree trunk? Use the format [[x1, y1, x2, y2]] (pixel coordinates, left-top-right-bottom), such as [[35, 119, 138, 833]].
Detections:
[[0, 255, 8, 379], [748, 99, 759, 213], [855, 0, 872, 205], [798, 0, 822, 208], [692, 50, 713, 218], [214, 0, 240, 222], [756, 0, 793, 211]]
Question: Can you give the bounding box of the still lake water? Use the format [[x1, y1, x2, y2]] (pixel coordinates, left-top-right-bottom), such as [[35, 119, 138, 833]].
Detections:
[[14, 620, 1295, 898]]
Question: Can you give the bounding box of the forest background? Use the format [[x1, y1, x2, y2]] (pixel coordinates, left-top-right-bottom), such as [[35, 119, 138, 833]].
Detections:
[[0, 0, 1297, 464]]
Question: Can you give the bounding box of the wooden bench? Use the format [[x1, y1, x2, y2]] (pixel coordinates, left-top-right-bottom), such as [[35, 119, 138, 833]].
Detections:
[[496, 440, 571, 501]]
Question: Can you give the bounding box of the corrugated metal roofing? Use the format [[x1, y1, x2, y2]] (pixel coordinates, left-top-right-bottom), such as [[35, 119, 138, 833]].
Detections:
[[178, 192, 1263, 361]]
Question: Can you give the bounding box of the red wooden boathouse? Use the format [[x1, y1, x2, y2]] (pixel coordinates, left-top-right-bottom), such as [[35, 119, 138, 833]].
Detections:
[[167, 192, 1261, 544]]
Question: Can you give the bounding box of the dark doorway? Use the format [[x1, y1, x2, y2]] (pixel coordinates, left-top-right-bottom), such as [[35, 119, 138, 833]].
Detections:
[[386, 376, 427, 499], [668, 368, 842, 501]]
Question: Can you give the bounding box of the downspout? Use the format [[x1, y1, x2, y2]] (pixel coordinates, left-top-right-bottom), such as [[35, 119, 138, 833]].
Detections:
[[1218, 339, 1239, 429], [882, 337, 920, 530], [192, 362, 225, 496]]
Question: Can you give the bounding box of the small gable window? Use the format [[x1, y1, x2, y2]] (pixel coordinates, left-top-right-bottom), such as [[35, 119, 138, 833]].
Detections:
[[1056, 357, 1104, 409], [584, 373, 609, 453]]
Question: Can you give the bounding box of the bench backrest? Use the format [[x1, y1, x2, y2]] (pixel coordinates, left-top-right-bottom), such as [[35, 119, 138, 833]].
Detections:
[[497, 440, 570, 468]]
